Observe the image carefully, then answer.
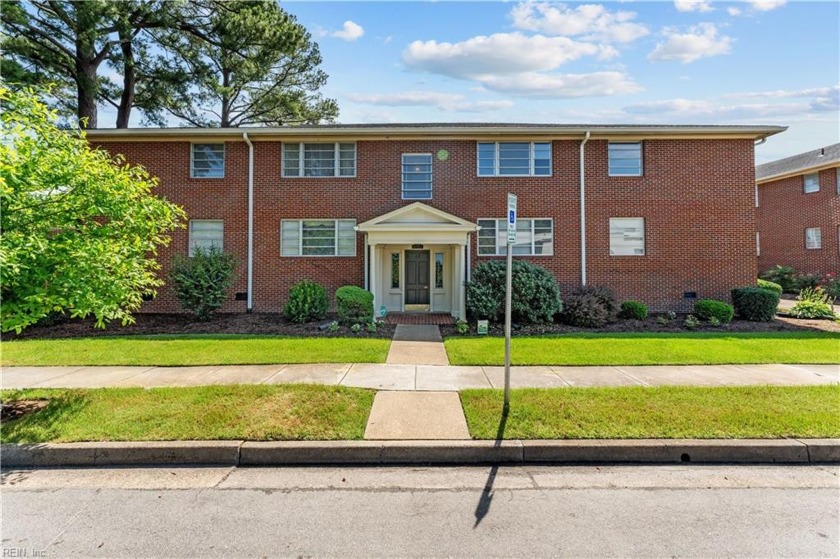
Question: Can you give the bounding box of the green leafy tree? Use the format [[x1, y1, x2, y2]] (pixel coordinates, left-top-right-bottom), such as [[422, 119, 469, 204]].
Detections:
[[0, 87, 185, 333], [150, 0, 338, 127]]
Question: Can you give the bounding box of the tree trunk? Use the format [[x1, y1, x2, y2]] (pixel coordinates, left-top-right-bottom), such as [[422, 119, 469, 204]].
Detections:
[[116, 31, 135, 129], [75, 60, 98, 129], [220, 68, 231, 127]]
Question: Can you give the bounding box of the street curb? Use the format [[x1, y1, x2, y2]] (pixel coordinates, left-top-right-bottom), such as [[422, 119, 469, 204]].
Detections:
[[2, 439, 838, 467]]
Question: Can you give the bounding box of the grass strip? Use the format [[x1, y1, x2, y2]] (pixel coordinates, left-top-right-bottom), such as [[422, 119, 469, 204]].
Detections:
[[460, 385, 840, 439], [1, 335, 391, 366], [0, 385, 375, 442], [444, 332, 840, 366]]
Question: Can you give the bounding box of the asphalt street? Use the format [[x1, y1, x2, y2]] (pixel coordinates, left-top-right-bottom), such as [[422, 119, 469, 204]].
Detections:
[[2, 464, 838, 558]]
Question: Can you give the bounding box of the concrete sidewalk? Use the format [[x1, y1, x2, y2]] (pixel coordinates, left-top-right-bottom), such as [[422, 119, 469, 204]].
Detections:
[[2, 363, 837, 390]]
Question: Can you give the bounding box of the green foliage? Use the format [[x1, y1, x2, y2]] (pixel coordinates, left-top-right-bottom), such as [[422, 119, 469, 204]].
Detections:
[[0, 87, 185, 333], [793, 272, 821, 291], [757, 279, 783, 296], [683, 314, 700, 330], [820, 273, 840, 300], [575, 285, 618, 322], [465, 260, 562, 323], [789, 287, 836, 319], [335, 286, 374, 324], [350, 323, 361, 334], [759, 265, 798, 293], [455, 320, 470, 335], [656, 316, 669, 325], [708, 317, 722, 327], [169, 247, 236, 321], [559, 293, 609, 328], [619, 300, 649, 320], [327, 321, 339, 333], [366, 321, 378, 334], [693, 299, 734, 324], [731, 287, 779, 322], [284, 280, 328, 323]]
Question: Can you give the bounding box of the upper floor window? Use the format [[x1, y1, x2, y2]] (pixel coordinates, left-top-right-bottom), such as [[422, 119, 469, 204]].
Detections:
[[805, 227, 821, 249], [280, 219, 356, 256], [608, 142, 642, 176], [477, 218, 553, 256], [610, 217, 645, 255], [402, 154, 432, 199], [188, 220, 223, 256], [282, 143, 356, 177], [477, 142, 551, 177], [803, 172, 820, 193], [191, 144, 225, 178]]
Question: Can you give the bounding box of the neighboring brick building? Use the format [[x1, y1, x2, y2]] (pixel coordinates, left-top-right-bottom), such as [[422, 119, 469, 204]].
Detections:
[[756, 144, 840, 277], [87, 124, 784, 317]]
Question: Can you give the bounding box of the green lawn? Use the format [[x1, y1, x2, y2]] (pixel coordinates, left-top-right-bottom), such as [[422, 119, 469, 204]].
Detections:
[[460, 385, 840, 439], [1, 335, 391, 366], [445, 332, 840, 366], [0, 385, 375, 442]]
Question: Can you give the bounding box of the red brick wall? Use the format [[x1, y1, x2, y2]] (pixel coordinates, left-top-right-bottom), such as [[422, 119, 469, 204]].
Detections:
[[96, 137, 759, 313], [757, 167, 840, 277]]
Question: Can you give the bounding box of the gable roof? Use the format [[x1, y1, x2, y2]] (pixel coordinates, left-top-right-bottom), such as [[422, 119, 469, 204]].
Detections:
[[86, 122, 786, 142], [756, 143, 840, 183], [356, 202, 477, 233]]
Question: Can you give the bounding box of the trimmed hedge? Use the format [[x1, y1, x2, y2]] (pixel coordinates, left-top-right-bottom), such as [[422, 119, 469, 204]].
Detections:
[[336, 286, 374, 324], [619, 300, 648, 320], [284, 280, 329, 323], [694, 299, 734, 324], [560, 293, 609, 328], [757, 279, 783, 296], [576, 284, 618, 322], [731, 287, 779, 322], [465, 260, 561, 323]]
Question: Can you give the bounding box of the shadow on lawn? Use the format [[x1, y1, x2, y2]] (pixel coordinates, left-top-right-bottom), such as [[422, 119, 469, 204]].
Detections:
[[474, 403, 509, 528], [0, 390, 90, 443]]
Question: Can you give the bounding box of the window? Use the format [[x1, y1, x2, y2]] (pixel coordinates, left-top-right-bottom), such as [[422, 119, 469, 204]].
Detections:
[[477, 142, 551, 177], [477, 218, 554, 256], [191, 144, 225, 178], [610, 217, 645, 255], [282, 143, 356, 177], [608, 142, 642, 176], [280, 219, 356, 256], [434, 252, 444, 289], [188, 220, 223, 256], [756, 232, 760, 257], [402, 154, 432, 199], [803, 173, 820, 193], [805, 227, 822, 249], [391, 253, 400, 289]]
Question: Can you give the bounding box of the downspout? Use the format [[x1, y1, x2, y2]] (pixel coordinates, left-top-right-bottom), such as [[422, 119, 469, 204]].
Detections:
[[243, 132, 254, 312], [363, 233, 369, 290], [579, 130, 591, 286]]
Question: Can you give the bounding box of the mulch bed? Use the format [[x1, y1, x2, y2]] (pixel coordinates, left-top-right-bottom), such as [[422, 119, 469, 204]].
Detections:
[[0, 400, 48, 422], [7, 313, 396, 340]]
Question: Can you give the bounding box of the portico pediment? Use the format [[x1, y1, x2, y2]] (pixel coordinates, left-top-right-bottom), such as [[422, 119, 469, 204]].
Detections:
[[356, 202, 477, 233]]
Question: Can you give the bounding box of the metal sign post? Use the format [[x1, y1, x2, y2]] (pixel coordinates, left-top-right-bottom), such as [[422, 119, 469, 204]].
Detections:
[[504, 193, 517, 412]]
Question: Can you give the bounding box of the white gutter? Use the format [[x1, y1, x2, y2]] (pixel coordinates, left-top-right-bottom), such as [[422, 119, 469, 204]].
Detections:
[[580, 130, 590, 286], [243, 132, 255, 312]]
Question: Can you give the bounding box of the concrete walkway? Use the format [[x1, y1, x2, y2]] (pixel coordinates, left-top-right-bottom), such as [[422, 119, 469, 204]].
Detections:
[[3, 363, 837, 391], [386, 324, 449, 365]]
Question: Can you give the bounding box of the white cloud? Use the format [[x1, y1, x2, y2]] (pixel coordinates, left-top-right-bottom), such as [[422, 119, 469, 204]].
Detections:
[[624, 98, 807, 119], [647, 23, 733, 63], [725, 85, 840, 112], [477, 71, 643, 98], [749, 0, 786, 12], [403, 33, 617, 78], [727, 7, 742, 16], [331, 21, 364, 41], [674, 0, 713, 13], [347, 91, 514, 112], [509, 2, 649, 43]]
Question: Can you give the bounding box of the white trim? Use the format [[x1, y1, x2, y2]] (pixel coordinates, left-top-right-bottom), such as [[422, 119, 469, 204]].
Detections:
[[476, 141, 552, 177], [281, 142, 357, 178], [190, 143, 225, 179], [243, 132, 254, 311]]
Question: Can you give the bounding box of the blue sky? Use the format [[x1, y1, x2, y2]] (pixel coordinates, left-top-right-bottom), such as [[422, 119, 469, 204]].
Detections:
[[279, 0, 839, 163]]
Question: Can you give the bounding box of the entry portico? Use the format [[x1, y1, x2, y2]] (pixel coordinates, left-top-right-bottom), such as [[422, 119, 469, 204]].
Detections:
[[357, 203, 478, 319]]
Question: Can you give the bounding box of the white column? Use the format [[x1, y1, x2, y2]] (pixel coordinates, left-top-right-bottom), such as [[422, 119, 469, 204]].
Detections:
[[458, 243, 467, 319], [369, 243, 377, 313]]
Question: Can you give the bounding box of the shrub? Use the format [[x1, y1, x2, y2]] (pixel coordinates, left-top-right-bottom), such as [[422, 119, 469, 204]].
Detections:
[[350, 323, 362, 333], [757, 279, 782, 296], [683, 314, 700, 330], [619, 300, 648, 320], [708, 316, 721, 327], [465, 260, 561, 323], [576, 285, 618, 322], [284, 280, 328, 323], [759, 265, 798, 293], [366, 321, 378, 333], [819, 272, 840, 301], [793, 273, 821, 291], [789, 287, 836, 319], [731, 287, 779, 322], [327, 321, 339, 333], [560, 293, 609, 328], [693, 299, 734, 324], [335, 286, 374, 324], [169, 247, 235, 321], [455, 320, 469, 335]]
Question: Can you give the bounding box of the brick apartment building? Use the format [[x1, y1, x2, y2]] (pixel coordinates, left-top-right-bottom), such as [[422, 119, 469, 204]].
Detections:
[[756, 143, 840, 277], [88, 124, 784, 318]]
